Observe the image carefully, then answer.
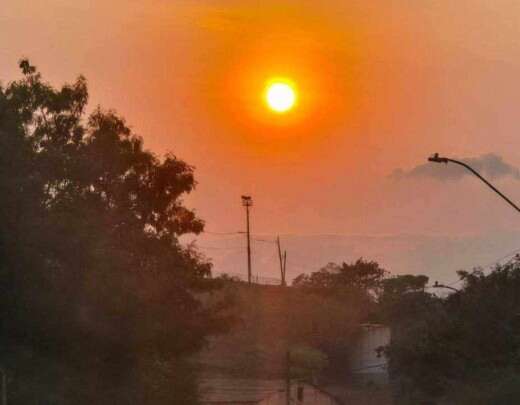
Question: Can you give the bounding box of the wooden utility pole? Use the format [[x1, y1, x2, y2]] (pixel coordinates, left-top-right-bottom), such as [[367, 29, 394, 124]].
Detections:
[[277, 236, 287, 286], [283, 251, 287, 285], [242, 196, 253, 284]]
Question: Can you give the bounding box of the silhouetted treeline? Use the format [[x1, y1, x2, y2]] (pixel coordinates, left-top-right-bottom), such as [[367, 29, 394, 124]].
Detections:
[[382, 258, 520, 404], [293, 257, 520, 403], [0, 60, 229, 404]]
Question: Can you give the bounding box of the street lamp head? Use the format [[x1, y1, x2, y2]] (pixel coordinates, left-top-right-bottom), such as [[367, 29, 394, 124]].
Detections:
[[241, 195, 253, 207], [428, 153, 448, 164]]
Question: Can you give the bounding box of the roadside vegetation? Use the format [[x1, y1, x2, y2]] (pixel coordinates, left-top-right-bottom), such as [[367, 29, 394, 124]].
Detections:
[[2, 60, 520, 404], [0, 60, 231, 404]]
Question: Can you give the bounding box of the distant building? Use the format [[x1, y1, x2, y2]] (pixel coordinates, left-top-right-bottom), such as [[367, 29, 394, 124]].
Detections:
[[349, 323, 391, 384], [199, 377, 342, 404]]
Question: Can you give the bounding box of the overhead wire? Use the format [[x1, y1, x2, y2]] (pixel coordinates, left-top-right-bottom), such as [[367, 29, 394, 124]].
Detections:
[[202, 231, 520, 288], [428, 247, 520, 290], [203, 230, 244, 235], [252, 238, 277, 244], [196, 245, 245, 251]]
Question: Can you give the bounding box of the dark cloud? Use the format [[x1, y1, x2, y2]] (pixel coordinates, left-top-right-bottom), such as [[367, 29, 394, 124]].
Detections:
[[391, 154, 520, 181]]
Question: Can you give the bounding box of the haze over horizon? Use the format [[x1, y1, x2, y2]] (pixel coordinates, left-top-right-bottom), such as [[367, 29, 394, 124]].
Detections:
[[3, 0, 520, 282]]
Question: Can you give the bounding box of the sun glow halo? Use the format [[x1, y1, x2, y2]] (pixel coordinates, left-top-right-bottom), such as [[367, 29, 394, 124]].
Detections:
[[265, 80, 297, 113]]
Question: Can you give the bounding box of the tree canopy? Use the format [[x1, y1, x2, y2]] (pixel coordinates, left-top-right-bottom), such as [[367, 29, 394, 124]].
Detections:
[[293, 258, 387, 294], [385, 257, 520, 404], [0, 60, 228, 404]]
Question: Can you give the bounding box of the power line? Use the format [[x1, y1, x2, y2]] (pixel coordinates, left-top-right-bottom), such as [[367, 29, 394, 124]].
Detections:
[[196, 245, 245, 251], [448, 249, 520, 287], [203, 230, 244, 235], [478, 248, 520, 270], [429, 247, 520, 289], [203, 231, 520, 289], [253, 238, 277, 244], [202, 231, 278, 241], [202, 231, 384, 238]]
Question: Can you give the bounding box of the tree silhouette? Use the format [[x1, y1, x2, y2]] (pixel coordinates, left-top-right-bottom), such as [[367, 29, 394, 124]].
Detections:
[[385, 258, 520, 404], [0, 60, 228, 404]]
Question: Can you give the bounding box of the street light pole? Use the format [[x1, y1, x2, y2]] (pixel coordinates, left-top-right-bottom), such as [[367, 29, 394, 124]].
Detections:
[[428, 153, 520, 214]]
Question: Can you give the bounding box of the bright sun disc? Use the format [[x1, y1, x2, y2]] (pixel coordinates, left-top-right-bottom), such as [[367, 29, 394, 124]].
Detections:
[[265, 81, 297, 113]]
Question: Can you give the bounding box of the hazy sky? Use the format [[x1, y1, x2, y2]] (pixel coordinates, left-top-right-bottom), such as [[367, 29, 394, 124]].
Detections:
[[3, 0, 520, 280]]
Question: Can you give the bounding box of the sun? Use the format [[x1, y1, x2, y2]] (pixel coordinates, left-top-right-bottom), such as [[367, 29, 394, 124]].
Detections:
[[264, 80, 297, 113]]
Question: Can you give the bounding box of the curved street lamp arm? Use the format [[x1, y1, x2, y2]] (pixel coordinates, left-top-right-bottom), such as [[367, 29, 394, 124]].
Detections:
[[448, 158, 520, 214], [428, 154, 520, 214], [433, 281, 460, 292]]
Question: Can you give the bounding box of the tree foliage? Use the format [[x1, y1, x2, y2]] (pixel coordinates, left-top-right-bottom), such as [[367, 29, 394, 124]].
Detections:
[[293, 258, 387, 295], [0, 60, 228, 404], [378, 274, 430, 323], [291, 259, 388, 371], [385, 258, 520, 404]]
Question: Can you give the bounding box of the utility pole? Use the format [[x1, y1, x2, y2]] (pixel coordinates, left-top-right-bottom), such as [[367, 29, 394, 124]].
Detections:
[[241, 196, 253, 284], [277, 236, 287, 286], [283, 251, 287, 285]]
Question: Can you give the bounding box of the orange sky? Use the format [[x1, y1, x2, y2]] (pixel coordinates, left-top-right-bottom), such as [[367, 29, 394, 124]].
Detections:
[[3, 0, 520, 280]]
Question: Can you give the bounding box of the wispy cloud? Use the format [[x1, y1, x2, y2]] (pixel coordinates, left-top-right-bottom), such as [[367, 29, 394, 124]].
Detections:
[[391, 153, 520, 181]]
